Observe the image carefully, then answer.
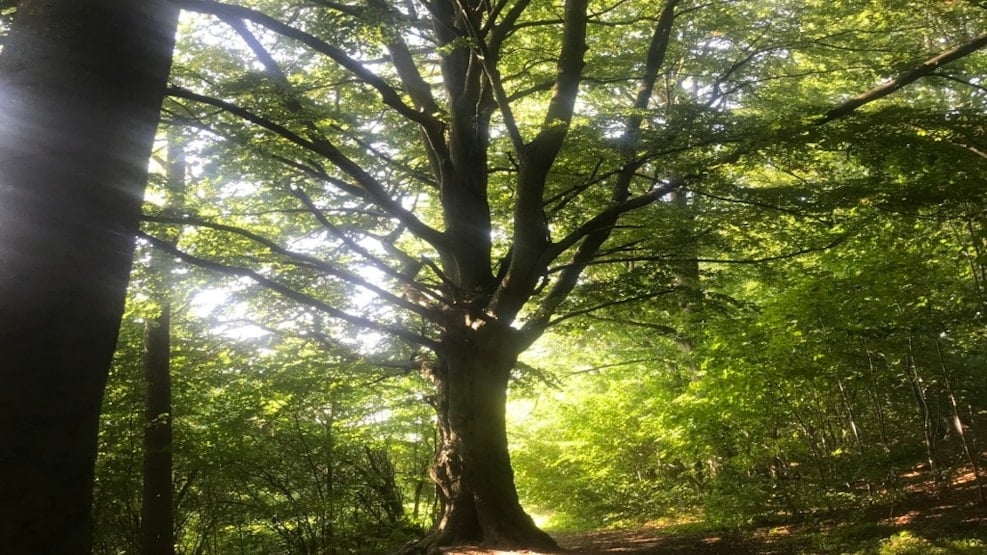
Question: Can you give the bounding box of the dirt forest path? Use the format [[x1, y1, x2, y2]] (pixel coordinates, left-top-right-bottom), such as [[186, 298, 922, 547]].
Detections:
[[552, 527, 762, 553], [442, 527, 769, 554], [441, 466, 987, 554]]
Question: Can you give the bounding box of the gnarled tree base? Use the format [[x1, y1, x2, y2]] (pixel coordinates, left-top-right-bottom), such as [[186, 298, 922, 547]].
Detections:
[[399, 524, 560, 555], [398, 322, 562, 554]]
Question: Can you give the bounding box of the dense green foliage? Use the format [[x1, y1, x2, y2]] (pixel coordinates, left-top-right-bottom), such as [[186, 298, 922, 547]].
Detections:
[[511, 199, 987, 529], [95, 267, 435, 553], [92, 0, 986, 551]]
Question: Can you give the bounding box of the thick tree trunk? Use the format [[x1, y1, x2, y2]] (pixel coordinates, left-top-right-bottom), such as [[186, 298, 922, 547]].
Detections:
[[408, 323, 559, 553], [0, 1, 177, 551]]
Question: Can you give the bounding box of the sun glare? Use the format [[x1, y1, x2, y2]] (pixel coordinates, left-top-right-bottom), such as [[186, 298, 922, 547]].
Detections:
[[191, 287, 270, 340], [506, 398, 537, 425]]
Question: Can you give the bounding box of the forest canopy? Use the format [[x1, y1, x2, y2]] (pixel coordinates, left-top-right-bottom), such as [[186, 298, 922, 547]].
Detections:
[[75, 0, 987, 552]]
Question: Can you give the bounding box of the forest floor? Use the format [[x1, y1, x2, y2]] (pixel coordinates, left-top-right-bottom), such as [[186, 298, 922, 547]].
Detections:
[[444, 465, 987, 554]]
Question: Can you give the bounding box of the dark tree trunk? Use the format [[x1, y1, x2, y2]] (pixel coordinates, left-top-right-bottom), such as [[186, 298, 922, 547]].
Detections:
[[0, 1, 178, 552], [141, 138, 185, 555], [407, 320, 559, 553], [142, 305, 175, 555]]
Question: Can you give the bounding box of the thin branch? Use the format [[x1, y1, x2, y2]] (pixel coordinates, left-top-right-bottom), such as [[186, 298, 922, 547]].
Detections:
[[548, 180, 682, 260], [548, 235, 848, 270], [331, 124, 439, 188], [932, 72, 987, 93], [505, 80, 554, 102], [287, 185, 446, 304], [543, 158, 605, 214], [564, 357, 664, 376], [168, 86, 319, 154], [690, 186, 834, 225], [142, 213, 438, 319], [706, 42, 787, 108], [585, 314, 681, 338], [223, 16, 301, 110], [266, 153, 368, 198], [543, 140, 706, 218], [545, 288, 676, 327], [688, 240, 847, 264], [485, 0, 541, 153], [485, 0, 534, 36], [166, 87, 450, 253], [173, 0, 437, 127], [140, 231, 439, 349], [168, 98, 367, 199], [226, 318, 422, 373], [497, 17, 564, 40], [447, 0, 526, 155], [305, 0, 363, 17]]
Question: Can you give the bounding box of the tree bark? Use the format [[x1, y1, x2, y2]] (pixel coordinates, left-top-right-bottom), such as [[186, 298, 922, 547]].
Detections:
[[0, 1, 178, 551], [142, 305, 175, 555], [141, 141, 185, 555], [406, 319, 559, 553]]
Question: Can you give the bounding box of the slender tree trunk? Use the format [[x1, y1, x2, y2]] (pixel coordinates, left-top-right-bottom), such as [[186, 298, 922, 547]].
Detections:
[[837, 378, 863, 446], [141, 142, 186, 555], [142, 305, 175, 555], [865, 348, 892, 453], [669, 188, 703, 359], [671, 188, 702, 316], [407, 322, 558, 553], [935, 339, 985, 504], [0, 1, 178, 552], [903, 340, 942, 483]]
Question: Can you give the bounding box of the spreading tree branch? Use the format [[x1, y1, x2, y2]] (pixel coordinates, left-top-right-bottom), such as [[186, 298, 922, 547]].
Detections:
[[366, 0, 451, 184], [515, 0, 680, 330], [489, 0, 590, 318], [563, 357, 666, 376], [286, 185, 447, 305], [546, 288, 676, 328], [222, 318, 423, 375], [819, 30, 987, 123], [548, 234, 848, 270]]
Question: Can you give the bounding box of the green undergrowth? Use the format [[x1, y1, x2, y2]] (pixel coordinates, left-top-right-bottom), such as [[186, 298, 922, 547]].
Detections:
[[752, 513, 987, 554], [798, 525, 987, 555], [545, 504, 987, 554]]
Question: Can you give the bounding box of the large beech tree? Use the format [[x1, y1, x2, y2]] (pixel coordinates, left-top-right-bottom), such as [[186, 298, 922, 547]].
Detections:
[[0, 1, 178, 551], [146, 0, 986, 551]]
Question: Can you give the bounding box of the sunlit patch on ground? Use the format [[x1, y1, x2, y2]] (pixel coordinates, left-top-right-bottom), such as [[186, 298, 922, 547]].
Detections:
[[766, 524, 794, 537], [440, 459, 987, 554], [889, 509, 921, 526]]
